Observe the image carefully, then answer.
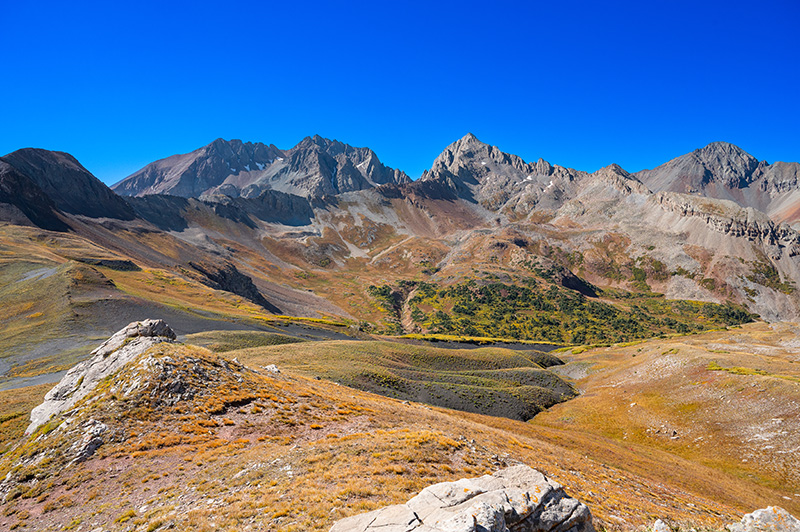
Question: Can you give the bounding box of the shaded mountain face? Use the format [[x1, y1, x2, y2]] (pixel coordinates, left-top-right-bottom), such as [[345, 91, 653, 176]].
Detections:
[[0, 160, 70, 231], [1, 148, 134, 220], [113, 135, 410, 199]]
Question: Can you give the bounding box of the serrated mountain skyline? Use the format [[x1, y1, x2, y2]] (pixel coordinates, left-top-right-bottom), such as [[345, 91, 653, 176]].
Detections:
[[4, 133, 800, 322], [112, 135, 411, 199]]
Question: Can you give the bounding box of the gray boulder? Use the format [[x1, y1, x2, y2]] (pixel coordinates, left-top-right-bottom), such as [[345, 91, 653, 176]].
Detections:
[[329, 465, 595, 532], [653, 519, 671, 532], [728, 507, 800, 532], [26, 319, 176, 434]]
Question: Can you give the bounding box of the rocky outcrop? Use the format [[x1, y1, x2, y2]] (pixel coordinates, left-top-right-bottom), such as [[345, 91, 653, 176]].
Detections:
[[2, 148, 135, 220], [27, 319, 176, 434], [655, 192, 800, 257], [727, 507, 800, 532], [329, 465, 595, 532]]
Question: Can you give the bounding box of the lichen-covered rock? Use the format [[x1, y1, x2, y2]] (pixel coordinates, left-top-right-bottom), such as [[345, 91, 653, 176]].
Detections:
[[727, 507, 800, 532], [329, 465, 595, 532], [26, 319, 176, 434]]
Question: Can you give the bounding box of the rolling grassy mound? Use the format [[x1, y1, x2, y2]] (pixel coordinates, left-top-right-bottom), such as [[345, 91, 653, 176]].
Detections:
[[209, 339, 577, 421]]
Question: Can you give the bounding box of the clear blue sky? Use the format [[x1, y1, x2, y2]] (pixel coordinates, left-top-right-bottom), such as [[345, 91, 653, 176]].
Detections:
[[2, 0, 798, 184]]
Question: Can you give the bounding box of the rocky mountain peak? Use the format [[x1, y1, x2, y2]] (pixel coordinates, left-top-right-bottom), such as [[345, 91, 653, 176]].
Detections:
[[694, 141, 760, 180], [113, 135, 409, 199], [637, 141, 762, 194]]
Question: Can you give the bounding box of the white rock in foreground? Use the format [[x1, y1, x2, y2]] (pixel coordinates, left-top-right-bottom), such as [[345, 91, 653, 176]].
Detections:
[[26, 319, 176, 434], [330, 465, 595, 532], [728, 507, 800, 532]]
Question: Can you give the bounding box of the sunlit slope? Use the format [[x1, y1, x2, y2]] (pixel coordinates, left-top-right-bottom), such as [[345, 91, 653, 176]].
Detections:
[[0, 341, 783, 532], [534, 321, 800, 513]]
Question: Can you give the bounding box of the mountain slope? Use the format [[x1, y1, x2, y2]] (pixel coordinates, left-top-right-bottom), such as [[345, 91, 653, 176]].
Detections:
[[113, 136, 410, 199], [1, 148, 134, 220], [112, 138, 284, 198]]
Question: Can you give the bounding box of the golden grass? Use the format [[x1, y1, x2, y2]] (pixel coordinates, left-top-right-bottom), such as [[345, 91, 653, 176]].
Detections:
[[0, 339, 790, 531], [533, 322, 800, 511]]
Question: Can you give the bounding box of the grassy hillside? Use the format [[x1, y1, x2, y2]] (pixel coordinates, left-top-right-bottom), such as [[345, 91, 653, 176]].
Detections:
[[192, 338, 577, 421], [0, 341, 785, 532], [534, 321, 800, 513]]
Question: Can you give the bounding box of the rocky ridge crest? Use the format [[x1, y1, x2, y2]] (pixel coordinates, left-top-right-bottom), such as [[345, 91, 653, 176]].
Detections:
[[113, 136, 410, 199], [26, 319, 176, 434]]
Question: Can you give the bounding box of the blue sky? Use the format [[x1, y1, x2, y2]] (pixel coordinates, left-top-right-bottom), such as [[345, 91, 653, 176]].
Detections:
[[1, 0, 798, 184]]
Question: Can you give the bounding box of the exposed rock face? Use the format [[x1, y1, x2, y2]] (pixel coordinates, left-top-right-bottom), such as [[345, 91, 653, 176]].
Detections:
[[655, 192, 800, 258], [419, 133, 585, 210], [2, 148, 135, 220], [727, 507, 800, 532], [124, 194, 191, 231], [113, 136, 410, 199], [638, 142, 762, 193], [200, 189, 314, 226], [27, 319, 176, 434], [113, 138, 283, 198], [418, 133, 649, 214], [329, 465, 595, 532]]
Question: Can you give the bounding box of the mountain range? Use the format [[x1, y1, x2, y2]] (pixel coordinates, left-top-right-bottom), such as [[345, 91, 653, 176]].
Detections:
[[112, 135, 410, 199], [2, 134, 800, 531], [2, 133, 800, 327]]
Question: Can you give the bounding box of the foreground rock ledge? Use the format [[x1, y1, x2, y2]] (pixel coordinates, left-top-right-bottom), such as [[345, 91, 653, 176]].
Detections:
[[727, 507, 800, 532], [26, 319, 176, 434], [330, 465, 595, 532]]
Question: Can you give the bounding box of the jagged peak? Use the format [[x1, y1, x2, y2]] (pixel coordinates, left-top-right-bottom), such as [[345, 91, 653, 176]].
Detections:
[[695, 141, 757, 162], [293, 135, 351, 154], [596, 163, 630, 176], [205, 138, 268, 152], [449, 132, 489, 151]]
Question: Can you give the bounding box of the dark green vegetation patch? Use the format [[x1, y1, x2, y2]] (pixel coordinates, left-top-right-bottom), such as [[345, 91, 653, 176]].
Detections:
[[371, 279, 756, 344]]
